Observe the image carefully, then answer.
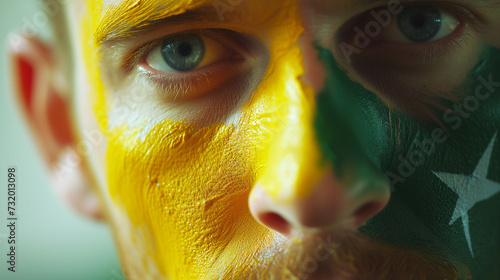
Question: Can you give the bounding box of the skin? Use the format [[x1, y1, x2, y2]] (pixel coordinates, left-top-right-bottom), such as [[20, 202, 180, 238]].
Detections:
[[20, 0, 500, 279]]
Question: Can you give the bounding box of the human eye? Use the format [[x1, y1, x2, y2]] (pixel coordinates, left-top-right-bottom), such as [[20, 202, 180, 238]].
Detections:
[[336, 2, 481, 65], [381, 5, 460, 43], [333, 2, 485, 120], [144, 31, 240, 73], [133, 29, 258, 101]]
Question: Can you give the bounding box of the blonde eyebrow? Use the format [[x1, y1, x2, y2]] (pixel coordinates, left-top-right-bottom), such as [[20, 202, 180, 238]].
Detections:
[[94, 2, 218, 44]]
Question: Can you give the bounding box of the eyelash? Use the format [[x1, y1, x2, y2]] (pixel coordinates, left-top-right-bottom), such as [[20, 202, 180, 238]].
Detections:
[[137, 62, 220, 101], [399, 24, 471, 63]]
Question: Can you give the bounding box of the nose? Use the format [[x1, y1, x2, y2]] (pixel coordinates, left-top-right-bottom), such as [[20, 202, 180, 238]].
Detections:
[[247, 88, 390, 236], [250, 169, 390, 236]]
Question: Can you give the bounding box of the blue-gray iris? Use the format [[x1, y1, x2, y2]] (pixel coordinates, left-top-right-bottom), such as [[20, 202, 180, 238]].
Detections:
[[161, 33, 205, 71]]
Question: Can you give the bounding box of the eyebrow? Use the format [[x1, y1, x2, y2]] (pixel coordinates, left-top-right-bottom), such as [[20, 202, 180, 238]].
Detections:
[[95, 3, 220, 44]]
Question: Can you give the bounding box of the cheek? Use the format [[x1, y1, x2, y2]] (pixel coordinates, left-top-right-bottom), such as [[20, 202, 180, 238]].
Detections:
[[105, 119, 269, 277]]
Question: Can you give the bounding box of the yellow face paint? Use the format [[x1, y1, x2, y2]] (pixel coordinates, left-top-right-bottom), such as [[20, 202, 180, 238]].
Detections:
[[81, 0, 325, 278]]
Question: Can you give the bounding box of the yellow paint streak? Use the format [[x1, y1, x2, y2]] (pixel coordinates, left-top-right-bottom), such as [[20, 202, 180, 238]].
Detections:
[[253, 60, 326, 201], [81, 0, 326, 278], [81, 0, 108, 133]]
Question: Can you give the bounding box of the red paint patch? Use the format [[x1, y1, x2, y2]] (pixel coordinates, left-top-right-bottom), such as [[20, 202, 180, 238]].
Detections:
[[17, 56, 34, 112], [47, 89, 74, 146]]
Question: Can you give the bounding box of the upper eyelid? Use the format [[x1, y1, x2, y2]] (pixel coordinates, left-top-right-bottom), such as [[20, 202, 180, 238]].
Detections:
[[100, 21, 230, 70], [121, 29, 257, 73]]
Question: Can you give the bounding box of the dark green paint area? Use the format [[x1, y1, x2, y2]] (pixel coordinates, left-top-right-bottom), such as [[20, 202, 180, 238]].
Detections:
[[314, 46, 391, 192], [314, 44, 500, 280]]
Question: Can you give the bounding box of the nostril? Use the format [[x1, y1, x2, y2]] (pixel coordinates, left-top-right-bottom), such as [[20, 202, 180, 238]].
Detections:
[[353, 201, 385, 227], [258, 212, 291, 236]]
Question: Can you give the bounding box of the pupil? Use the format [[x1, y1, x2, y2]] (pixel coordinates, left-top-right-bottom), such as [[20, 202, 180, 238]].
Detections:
[[178, 43, 192, 57], [411, 15, 426, 29]]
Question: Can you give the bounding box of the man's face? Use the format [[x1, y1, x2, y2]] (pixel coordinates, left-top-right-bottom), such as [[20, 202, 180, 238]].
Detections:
[[68, 0, 500, 279]]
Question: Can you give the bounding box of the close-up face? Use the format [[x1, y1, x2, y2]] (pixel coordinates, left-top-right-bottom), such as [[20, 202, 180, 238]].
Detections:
[[11, 0, 500, 279]]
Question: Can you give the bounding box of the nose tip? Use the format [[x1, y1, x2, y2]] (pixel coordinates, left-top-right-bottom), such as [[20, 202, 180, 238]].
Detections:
[[249, 170, 390, 236]]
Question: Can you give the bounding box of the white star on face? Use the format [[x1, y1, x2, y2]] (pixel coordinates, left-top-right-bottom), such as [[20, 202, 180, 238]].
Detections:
[[433, 132, 500, 258]]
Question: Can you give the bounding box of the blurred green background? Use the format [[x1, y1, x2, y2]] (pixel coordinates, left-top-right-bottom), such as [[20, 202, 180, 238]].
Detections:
[[0, 1, 122, 279]]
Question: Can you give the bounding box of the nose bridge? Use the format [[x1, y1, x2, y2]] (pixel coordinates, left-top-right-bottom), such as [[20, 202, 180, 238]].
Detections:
[[257, 81, 325, 201], [246, 5, 328, 201]]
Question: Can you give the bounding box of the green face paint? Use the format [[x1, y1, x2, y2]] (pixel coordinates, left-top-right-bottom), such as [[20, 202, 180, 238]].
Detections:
[[314, 46, 390, 193], [315, 44, 500, 279]]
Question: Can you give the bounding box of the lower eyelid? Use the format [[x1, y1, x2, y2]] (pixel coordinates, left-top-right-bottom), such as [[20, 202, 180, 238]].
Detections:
[[133, 63, 261, 127], [380, 22, 469, 64], [137, 57, 248, 101]]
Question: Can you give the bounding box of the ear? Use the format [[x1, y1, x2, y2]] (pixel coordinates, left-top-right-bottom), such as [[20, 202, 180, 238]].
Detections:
[[10, 35, 104, 221]]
